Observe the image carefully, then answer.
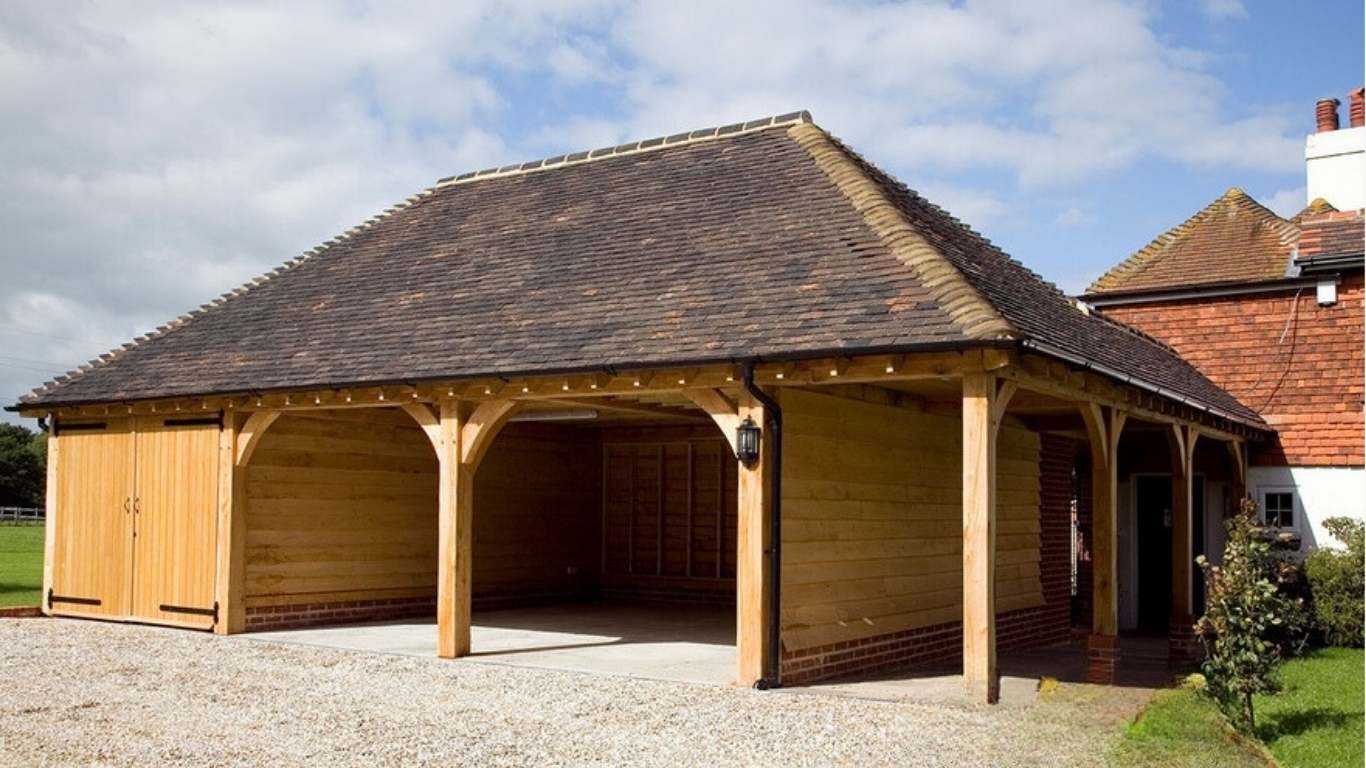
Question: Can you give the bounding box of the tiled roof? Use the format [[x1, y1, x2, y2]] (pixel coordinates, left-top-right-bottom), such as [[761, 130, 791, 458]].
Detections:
[[1087, 188, 1298, 295], [17, 115, 1265, 427], [1297, 209, 1365, 259], [1291, 198, 1337, 223]]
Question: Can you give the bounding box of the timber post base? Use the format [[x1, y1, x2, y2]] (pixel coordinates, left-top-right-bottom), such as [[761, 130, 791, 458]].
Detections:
[[1167, 614, 1202, 667], [1086, 633, 1120, 684]]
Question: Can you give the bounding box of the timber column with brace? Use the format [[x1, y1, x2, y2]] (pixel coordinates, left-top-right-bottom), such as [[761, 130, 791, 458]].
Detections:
[[961, 373, 1016, 704], [405, 399, 516, 658], [1080, 404, 1125, 684], [1168, 424, 1201, 665], [215, 410, 280, 634], [685, 388, 771, 687]]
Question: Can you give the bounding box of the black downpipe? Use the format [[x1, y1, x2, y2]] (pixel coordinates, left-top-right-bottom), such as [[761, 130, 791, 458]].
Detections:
[[741, 363, 782, 689]]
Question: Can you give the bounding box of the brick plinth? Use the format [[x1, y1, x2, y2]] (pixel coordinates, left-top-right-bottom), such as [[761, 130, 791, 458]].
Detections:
[[1168, 614, 1202, 667], [245, 596, 435, 631], [1087, 633, 1120, 684]]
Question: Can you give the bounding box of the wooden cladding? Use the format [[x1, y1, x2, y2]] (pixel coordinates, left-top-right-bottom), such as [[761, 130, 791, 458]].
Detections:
[[602, 438, 738, 592], [48, 416, 219, 629], [779, 387, 1043, 654], [242, 409, 439, 607]]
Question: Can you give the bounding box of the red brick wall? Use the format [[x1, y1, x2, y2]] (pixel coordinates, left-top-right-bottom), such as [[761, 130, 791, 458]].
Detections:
[[1100, 274, 1364, 467], [245, 596, 436, 631], [781, 433, 1076, 685]]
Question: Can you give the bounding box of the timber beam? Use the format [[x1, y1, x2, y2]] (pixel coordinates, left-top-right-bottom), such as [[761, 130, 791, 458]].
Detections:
[[18, 348, 1265, 445]]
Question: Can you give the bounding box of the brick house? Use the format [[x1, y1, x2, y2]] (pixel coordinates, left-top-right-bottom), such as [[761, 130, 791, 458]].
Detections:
[[1083, 89, 1364, 589]]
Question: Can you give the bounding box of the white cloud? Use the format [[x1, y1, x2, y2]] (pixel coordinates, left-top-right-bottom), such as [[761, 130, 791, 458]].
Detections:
[[1056, 206, 1096, 228], [1263, 186, 1307, 218], [0, 0, 1306, 421], [593, 0, 1299, 188], [1201, 0, 1249, 20]]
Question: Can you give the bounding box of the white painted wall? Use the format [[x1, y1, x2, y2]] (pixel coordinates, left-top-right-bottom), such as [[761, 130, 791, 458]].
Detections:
[[1249, 465, 1366, 552], [1305, 126, 1366, 210]]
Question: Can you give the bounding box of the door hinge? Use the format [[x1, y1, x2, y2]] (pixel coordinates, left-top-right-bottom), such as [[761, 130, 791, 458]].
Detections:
[[159, 602, 218, 624], [48, 589, 101, 608]]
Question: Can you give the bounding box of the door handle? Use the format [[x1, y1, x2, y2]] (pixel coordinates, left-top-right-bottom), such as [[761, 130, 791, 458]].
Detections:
[[133, 498, 141, 515], [124, 498, 131, 514]]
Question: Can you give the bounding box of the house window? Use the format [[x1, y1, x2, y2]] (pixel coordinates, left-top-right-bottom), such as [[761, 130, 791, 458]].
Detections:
[[1263, 491, 1295, 528]]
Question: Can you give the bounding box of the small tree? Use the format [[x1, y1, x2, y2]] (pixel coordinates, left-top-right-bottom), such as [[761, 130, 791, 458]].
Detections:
[[0, 423, 46, 507], [1304, 517, 1365, 647], [1195, 498, 1304, 732]]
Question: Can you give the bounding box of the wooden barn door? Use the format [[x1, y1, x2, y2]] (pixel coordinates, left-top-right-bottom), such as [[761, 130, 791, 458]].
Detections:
[[49, 418, 135, 619], [129, 416, 221, 629]]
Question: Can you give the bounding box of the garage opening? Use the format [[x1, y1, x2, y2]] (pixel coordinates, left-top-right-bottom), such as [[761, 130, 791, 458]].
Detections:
[[240, 399, 738, 684]]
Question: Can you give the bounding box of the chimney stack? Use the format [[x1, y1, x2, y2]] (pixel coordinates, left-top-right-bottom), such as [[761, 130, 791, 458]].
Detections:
[[1316, 98, 1341, 132], [1349, 87, 1365, 128]]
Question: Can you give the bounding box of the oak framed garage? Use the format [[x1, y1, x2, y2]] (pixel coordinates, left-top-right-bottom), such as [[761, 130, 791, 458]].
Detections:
[[14, 113, 1268, 702]]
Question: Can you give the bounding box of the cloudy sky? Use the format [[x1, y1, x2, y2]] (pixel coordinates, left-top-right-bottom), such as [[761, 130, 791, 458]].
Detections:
[[0, 1, 1361, 422]]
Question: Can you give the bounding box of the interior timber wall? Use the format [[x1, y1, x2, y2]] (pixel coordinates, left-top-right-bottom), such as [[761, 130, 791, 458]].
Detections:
[[243, 414, 608, 630], [243, 410, 439, 629], [472, 423, 600, 605], [600, 425, 738, 602], [778, 386, 1071, 684]]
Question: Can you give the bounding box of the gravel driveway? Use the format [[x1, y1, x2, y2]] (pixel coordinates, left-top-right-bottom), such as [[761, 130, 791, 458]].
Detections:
[[0, 618, 1151, 767]]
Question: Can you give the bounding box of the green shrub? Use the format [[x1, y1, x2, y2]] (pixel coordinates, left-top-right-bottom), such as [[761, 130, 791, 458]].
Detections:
[[1304, 517, 1364, 648], [1196, 498, 1306, 732]]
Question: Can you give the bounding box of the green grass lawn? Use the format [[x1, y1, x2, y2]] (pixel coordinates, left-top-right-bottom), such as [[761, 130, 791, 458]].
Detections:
[[1108, 684, 1272, 767], [0, 524, 44, 607], [1255, 647, 1364, 768], [1110, 649, 1365, 768]]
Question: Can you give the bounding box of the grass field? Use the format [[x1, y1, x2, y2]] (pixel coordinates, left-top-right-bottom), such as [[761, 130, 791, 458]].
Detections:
[[1255, 647, 1365, 768], [0, 524, 44, 608], [1108, 684, 1270, 767], [1110, 648, 1366, 768]]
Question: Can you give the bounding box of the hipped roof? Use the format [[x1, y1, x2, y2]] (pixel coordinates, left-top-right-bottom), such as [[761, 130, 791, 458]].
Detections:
[[17, 113, 1264, 427]]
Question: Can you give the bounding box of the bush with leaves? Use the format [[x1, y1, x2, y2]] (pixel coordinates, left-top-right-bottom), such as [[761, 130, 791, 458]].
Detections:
[[1195, 498, 1306, 732], [1304, 516, 1365, 647]]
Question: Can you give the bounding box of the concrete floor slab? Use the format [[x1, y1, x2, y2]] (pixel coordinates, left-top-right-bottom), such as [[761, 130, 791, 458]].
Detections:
[[242, 601, 737, 686]]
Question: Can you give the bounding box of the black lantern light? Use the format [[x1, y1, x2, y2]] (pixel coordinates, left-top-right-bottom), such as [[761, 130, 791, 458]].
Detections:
[[735, 416, 761, 467]]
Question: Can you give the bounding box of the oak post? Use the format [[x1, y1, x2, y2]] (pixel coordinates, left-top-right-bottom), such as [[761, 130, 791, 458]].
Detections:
[[214, 414, 242, 633], [735, 396, 770, 687], [1168, 425, 1200, 664], [41, 421, 58, 617], [962, 373, 1007, 703], [436, 400, 470, 658], [1080, 404, 1124, 683]]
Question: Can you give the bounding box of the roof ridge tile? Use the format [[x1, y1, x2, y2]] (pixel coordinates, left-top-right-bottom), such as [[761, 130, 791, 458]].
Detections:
[[786, 122, 1016, 340], [434, 111, 813, 188]]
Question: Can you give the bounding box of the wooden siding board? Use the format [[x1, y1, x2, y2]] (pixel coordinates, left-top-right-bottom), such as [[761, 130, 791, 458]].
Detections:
[[779, 387, 1043, 654]]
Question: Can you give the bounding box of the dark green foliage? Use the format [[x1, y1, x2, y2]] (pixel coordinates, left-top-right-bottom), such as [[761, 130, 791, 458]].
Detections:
[[1304, 517, 1365, 648], [1196, 498, 1307, 733], [0, 423, 46, 507]]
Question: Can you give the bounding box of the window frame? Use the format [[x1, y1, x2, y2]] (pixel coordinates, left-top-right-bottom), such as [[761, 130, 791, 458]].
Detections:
[[1258, 486, 1299, 530]]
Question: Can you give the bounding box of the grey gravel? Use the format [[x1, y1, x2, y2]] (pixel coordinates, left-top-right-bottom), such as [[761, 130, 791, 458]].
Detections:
[[0, 618, 1151, 767]]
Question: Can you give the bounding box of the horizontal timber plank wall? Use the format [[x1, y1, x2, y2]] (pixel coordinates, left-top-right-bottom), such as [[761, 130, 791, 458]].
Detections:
[[600, 425, 738, 602], [243, 414, 603, 630], [472, 423, 600, 605], [243, 409, 439, 629], [778, 386, 1070, 684]]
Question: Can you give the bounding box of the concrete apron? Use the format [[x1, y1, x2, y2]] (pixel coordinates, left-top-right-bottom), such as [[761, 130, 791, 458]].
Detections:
[[238, 601, 737, 687]]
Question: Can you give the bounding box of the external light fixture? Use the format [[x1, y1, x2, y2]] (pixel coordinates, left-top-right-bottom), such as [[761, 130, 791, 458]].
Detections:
[[735, 416, 761, 467]]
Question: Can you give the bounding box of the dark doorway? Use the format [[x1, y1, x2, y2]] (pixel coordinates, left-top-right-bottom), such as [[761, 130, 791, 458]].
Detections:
[[1135, 475, 1172, 632]]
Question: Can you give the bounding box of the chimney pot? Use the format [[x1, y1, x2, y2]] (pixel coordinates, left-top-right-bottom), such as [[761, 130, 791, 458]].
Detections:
[[1349, 87, 1365, 129], [1316, 97, 1341, 132]]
